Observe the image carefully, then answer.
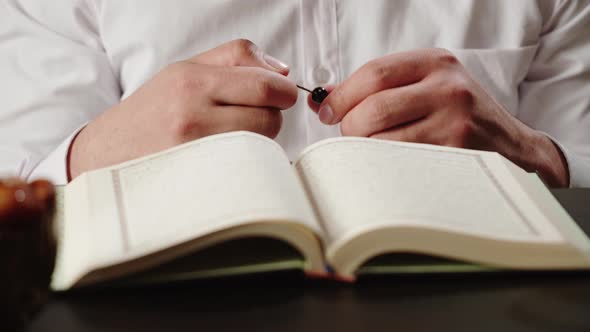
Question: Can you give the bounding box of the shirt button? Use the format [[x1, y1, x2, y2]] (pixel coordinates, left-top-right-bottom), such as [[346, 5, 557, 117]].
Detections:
[[313, 66, 332, 84]]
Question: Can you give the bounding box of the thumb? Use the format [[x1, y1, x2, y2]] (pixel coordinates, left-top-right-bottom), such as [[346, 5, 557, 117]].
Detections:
[[188, 39, 290, 76]]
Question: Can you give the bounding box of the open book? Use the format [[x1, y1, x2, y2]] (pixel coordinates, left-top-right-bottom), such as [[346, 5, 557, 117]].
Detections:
[[51, 131, 590, 290]]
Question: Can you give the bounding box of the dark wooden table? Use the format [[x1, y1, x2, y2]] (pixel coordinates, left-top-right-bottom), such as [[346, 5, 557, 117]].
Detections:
[[29, 189, 590, 332]]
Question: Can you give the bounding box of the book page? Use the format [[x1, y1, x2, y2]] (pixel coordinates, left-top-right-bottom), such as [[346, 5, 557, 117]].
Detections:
[[294, 137, 564, 250], [105, 132, 320, 256]]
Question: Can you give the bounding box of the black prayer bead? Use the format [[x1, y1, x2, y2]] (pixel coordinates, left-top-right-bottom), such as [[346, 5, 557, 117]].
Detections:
[[311, 87, 329, 104]]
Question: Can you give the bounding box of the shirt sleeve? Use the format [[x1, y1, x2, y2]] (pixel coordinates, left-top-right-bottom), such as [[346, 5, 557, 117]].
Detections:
[[518, 0, 590, 187], [0, 0, 120, 185]]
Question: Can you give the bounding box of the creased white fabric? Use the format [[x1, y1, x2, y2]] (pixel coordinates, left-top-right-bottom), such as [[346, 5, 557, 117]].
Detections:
[[1, 0, 588, 186]]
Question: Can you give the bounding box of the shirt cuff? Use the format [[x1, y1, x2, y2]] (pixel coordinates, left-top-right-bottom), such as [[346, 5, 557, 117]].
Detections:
[[542, 133, 590, 188], [28, 125, 86, 185]]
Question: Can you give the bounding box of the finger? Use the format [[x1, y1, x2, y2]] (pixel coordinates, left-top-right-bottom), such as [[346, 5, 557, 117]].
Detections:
[[188, 39, 290, 76], [340, 83, 433, 137], [318, 49, 443, 125], [369, 116, 440, 145], [197, 105, 284, 139], [204, 66, 298, 110]]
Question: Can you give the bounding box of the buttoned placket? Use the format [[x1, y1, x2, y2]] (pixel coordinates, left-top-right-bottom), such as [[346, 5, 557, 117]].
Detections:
[[299, 0, 342, 145]]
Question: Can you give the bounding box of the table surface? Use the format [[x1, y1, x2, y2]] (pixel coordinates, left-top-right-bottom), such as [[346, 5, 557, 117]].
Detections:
[[29, 189, 590, 332]]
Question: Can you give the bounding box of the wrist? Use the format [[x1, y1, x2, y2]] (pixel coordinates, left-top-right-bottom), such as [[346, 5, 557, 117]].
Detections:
[[67, 124, 94, 181], [528, 131, 570, 188], [66, 103, 127, 180], [66, 127, 85, 182]]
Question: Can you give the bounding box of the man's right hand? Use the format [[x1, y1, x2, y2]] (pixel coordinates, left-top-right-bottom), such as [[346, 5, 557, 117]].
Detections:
[[69, 39, 298, 179]]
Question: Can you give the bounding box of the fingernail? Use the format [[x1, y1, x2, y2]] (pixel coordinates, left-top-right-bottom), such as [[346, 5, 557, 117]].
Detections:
[[318, 104, 334, 124], [263, 54, 289, 71]]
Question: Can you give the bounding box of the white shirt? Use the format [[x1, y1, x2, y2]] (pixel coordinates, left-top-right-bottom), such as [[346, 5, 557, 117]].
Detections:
[[1, 0, 589, 186]]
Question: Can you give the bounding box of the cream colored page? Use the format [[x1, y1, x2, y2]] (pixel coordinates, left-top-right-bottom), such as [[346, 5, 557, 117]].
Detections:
[[109, 132, 320, 255], [295, 137, 562, 248], [52, 178, 95, 290]]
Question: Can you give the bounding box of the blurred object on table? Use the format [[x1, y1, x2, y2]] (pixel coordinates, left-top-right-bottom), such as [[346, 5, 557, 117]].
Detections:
[[0, 179, 56, 331]]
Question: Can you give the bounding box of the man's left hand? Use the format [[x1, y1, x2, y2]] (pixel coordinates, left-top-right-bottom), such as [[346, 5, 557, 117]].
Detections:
[[309, 48, 569, 187]]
